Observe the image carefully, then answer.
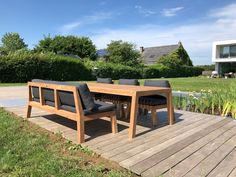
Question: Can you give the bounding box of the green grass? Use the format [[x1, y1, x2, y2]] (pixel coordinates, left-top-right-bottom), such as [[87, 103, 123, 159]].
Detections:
[[1, 77, 236, 92], [0, 109, 133, 177], [164, 77, 236, 92], [118, 77, 236, 92], [0, 83, 26, 87]]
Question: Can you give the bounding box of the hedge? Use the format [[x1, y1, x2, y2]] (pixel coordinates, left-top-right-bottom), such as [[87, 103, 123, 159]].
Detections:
[[143, 64, 204, 78], [85, 61, 142, 80], [0, 52, 92, 83], [0, 53, 203, 83]]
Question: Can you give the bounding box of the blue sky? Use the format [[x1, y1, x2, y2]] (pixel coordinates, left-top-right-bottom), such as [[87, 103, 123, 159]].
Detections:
[[1, 0, 236, 65]]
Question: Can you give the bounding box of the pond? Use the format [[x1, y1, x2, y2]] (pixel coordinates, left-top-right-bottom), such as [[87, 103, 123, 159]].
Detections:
[[172, 85, 236, 119]]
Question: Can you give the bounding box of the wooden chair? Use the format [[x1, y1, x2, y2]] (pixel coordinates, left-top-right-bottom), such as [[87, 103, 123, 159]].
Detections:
[[94, 77, 114, 102], [26, 79, 117, 144], [94, 78, 140, 119], [139, 80, 172, 127], [117, 79, 140, 119]]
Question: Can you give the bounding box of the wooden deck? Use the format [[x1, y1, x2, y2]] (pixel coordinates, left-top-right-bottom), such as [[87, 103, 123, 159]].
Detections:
[[1, 86, 236, 177]]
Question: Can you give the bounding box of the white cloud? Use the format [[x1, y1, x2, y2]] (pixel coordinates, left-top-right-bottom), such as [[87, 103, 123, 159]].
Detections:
[[60, 22, 80, 33], [91, 3, 236, 65], [59, 12, 112, 34], [161, 7, 184, 17], [135, 5, 156, 16]]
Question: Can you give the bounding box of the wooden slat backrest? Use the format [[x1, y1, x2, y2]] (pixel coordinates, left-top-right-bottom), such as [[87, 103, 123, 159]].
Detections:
[[28, 81, 84, 118]]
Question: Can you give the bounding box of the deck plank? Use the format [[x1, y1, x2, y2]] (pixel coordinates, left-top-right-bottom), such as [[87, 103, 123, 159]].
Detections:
[[162, 122, 236, 177], [102, 114, 207, 159], [141, 121, 236, 177], [113, 115, 218, 163], [129, 119, 230, 175], [119, 117, 225, 170], [229, 167, 236, 177], [184, 135, 236, 177], [207, 147, 236, 177]]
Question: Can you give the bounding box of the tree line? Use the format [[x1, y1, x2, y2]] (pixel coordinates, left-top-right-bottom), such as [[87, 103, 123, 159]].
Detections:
[[0, 32, 193, 68]]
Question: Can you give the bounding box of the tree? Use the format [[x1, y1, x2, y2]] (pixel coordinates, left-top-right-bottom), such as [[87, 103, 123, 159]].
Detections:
[[34, 35, 97, 60], [1, 32, 27, 52], [106, 40, 142, 67], [158, 43, 193, 68]]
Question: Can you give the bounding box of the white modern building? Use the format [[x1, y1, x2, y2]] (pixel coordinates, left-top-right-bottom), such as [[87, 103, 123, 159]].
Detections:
[[212, 40, 236, 75]]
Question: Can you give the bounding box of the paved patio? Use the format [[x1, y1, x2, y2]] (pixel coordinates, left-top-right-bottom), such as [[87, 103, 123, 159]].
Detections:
[[1, 86, 236, 177]]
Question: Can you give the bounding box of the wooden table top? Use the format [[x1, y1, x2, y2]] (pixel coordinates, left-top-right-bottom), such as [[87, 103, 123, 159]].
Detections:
[[87, 83, 171, 96]]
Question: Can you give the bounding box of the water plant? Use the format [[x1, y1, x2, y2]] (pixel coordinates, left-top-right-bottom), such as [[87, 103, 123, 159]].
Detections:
[[173, 81, 236, 119]]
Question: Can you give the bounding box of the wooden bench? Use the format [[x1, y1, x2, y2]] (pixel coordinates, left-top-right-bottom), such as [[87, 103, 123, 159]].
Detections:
[[26, 80, 117, 144]]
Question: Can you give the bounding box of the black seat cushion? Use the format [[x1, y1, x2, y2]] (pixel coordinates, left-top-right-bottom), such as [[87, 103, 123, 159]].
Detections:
[[60, 100, 116, 116], [140, 80, 170, 106], [139, 95, 167, 106], [119, 79, 140, 86]]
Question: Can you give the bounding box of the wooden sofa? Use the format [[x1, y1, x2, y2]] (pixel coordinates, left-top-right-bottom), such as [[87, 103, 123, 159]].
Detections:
[[26, 79, 117, 144]]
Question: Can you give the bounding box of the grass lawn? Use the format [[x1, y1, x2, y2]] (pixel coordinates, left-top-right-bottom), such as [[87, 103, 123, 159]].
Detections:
[[119, 77, 236, 92], [1, 77, 236, 92], [0, 83, 26, 87], [0, 108, 133, 177], [143, 77, 236, 92]]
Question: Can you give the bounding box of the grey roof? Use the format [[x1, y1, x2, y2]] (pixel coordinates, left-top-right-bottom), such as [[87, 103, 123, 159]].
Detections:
[[97, 49, 107, 57], [142, 44, 180, 65]]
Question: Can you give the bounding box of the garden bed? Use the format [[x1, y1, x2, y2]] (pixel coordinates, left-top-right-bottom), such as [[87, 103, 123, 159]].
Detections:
[[173, 82, 236, 119]]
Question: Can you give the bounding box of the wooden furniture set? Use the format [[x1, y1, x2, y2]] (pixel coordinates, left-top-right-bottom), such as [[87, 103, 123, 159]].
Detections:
[[26, 79, 174, 143]]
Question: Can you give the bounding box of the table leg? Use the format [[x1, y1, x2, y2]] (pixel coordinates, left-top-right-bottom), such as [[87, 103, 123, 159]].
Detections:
[[167, 91, 174, 125], [128, 94, 138, 139]]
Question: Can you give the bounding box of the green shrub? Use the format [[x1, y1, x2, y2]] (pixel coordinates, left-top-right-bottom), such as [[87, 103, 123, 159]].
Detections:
[[143, 64, 203, 78], [0, 52, 204, 83], [0, 52, 92, 83], [84, 61, 142, 79]]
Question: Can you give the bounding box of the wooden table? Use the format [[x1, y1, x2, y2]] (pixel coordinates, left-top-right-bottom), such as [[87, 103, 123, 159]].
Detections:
[[88, 83, 174, 139]]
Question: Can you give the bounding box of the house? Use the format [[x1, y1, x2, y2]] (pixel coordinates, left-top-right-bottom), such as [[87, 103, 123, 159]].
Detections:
[[96, 41, 190, 65], [140, 41, 183, 65], [212, 40, 236, 75]]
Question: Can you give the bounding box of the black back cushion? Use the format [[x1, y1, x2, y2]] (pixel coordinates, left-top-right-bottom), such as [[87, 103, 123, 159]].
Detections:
[[119, 79, 140, 86], [76, 83, 95, 111], [97, 78, 113, 84], [31, 79, 96, 111], [144, 80, 171, 88], [58, 91, 75, 107], [42, 88, 54, 102]]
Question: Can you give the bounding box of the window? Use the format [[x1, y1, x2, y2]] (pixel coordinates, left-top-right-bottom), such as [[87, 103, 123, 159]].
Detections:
[[219, 45, 236, 58], [230, 45, 236, 57], [220, 46, 229, 58]]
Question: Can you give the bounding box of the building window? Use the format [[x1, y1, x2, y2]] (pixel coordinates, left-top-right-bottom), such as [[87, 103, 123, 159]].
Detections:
[[220, 46, 230, 58], [230, 45, 236, 57], [219, 45, 236, 58]]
